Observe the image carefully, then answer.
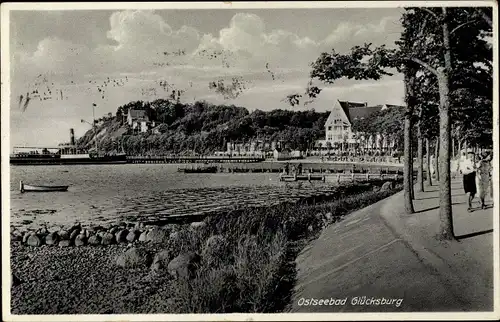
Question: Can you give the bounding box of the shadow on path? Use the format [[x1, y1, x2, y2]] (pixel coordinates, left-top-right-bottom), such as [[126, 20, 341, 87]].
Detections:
[[456, 229, 493, 241], [414, 202, 467, 214]]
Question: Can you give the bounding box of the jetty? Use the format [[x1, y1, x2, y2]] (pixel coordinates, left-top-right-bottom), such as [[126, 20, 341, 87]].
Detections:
[[126, 155, 265, 164]]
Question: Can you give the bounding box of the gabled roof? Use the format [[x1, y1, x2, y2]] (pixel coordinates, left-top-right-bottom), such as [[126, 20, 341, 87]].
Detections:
[[128, 109, 148, 119], [326, 100, 405, 126], [337, 101, 370, 123], [348, 105, 383, 121]]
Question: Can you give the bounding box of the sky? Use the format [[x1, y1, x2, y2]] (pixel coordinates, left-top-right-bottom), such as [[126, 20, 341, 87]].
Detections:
[[8, 7, 405, 148]]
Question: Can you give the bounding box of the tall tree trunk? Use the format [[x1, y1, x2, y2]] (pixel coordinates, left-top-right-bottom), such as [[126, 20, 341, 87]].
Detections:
[[410, 140, 415, 199], [403, 67, 415, 214], [437, 7, 454, 240], [417, 113, 424, 192], [426, 138, 432, 186], [452, 136, 456, 158], [434, 137, 440, 181]]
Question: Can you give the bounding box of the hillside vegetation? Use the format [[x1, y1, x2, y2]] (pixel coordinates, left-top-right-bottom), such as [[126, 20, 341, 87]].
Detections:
[[78, 99, 330, 155]]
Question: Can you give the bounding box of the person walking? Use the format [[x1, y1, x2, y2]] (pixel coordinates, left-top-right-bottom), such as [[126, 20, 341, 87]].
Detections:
[[476, 151, 492, 209], [461, 151, 477, 212]]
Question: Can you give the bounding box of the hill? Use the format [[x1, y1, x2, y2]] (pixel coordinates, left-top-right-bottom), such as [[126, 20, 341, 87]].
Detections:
[[76, 99, 330, 155]]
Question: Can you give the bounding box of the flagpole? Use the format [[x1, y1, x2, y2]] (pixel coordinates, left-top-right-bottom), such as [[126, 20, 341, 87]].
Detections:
[[93, 103, 98, 155]]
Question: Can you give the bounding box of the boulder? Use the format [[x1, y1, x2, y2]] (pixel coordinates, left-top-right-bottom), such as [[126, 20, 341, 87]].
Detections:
[[75, 235, 87, 246], [372, 185, 381, 192], [11, 273, 22, 287], [167, 252, 201, 279], [92, 225, 106, 233], [85, 229, 95, 238], [69, 229, 80, 241], [58, 230, 70, 240], [138, 231, 148, 242], [190, 221, 207, 230], [59, 239, 72, 247], [27, 234, 43, 247], [22, 231, 34, 244], [126, 229, 139, 243], [101, 232, 116, 245], [115, 229, 129, 243], [324, 212, 333, 221], [145, 227, 170, 244], [88, 235, 102, 246], [37, 226, 49, 235], [69, 222, 82, 231], [134, 222, 145, 230], [108, 226, 119, 235], [97, 231, 107, 239], [116, 247, 152, 268], [44, 232, 60, 246], [380, 181, 393, 191], [116, 221, 127, 228], [151, 249, 172, 273], [68, 223, 81, 236], [11, 230, 23, 242]]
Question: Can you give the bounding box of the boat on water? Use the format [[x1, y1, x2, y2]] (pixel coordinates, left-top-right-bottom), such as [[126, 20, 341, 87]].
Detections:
[[10, 152, 128, 165], [10, 128, 128, 165], [20, 181, 69, 193], [177, 166, 218, 173]]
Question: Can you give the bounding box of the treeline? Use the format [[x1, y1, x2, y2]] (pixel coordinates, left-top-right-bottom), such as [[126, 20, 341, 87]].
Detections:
[[79, 99, 331, 155]]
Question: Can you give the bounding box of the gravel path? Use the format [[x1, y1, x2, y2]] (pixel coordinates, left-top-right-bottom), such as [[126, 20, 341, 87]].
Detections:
[[10, 243, 173, 314]]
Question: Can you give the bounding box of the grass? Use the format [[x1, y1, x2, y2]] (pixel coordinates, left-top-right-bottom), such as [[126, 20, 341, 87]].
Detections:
[[147, 179, 403, 313]]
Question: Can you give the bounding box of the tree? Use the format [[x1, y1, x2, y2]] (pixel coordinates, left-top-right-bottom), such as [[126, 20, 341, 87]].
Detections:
[[405, 7, 492, 240]]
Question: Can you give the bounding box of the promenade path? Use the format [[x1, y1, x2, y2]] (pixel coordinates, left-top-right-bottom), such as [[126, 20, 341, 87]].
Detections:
[[289, 178, 494, 313]]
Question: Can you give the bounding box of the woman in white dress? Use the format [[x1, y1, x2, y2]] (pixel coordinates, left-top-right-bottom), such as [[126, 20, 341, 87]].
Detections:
[[475, 151, 492, 209]]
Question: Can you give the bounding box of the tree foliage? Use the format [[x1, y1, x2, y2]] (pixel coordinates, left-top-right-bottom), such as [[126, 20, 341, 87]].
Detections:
[[78, 99, 330, 155]]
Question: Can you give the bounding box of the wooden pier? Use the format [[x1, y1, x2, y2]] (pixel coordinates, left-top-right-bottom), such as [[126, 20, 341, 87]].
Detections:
[[126, 156, 265, 164]]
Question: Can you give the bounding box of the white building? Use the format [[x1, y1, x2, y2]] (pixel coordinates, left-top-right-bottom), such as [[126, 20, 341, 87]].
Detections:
[[316, 100, 404, 152], [127, 109, 151, 133]]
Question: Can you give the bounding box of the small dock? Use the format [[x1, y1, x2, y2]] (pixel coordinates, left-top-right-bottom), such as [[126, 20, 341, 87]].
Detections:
[[126, 156, 265, 164], [280, 172, 401, 183]]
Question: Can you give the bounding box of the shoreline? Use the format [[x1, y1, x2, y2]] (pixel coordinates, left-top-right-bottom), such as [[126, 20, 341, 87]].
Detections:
[[10, 178, 403, 314]]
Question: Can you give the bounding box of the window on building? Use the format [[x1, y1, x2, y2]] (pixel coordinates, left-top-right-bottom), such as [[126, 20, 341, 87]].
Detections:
[[328, 126, 332, 131]]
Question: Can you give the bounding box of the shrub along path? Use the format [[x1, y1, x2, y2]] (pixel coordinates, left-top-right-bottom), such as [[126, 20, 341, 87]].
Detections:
[[289, 178, 494, 313]]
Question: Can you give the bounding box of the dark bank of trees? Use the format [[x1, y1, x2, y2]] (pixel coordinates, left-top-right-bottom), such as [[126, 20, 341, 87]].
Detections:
[[79, 99, 331, 155]]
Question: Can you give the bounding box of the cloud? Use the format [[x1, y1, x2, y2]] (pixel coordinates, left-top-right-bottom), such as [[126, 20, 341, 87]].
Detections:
[[192, 13, 320, 69], [12, 11, 401, 81], [322, 15, 401, 52]]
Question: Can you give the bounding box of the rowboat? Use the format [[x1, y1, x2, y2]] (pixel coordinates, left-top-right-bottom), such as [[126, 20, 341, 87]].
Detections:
[[20, 181, 69, 193]]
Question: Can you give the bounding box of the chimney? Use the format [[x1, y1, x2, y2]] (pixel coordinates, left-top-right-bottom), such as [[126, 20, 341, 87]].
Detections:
[[70, 128, 75, 146]]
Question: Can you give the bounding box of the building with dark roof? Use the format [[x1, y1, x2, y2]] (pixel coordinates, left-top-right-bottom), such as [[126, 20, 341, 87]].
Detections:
[[317, 100, 404, 152]]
